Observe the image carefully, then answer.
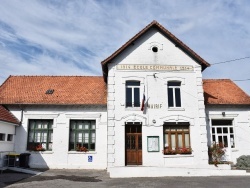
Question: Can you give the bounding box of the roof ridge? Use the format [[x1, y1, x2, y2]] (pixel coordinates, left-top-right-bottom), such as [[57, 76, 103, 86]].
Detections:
[[0, 75, 12, 88], [230, 80, 250, 97]]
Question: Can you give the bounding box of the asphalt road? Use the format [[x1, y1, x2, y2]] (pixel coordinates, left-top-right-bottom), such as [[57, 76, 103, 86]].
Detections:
[[1, 169, 250, 188]]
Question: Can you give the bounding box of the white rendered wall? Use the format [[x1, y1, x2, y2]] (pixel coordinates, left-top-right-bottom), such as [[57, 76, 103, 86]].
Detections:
[[206, 106, 250, 164], [107, 28, 208, 168], [0, 121, 16, 167], [9, 105, 107, 169]]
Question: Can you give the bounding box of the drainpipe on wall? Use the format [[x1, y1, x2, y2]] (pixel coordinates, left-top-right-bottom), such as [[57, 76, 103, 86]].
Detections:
[[20, 107, 24, 126]]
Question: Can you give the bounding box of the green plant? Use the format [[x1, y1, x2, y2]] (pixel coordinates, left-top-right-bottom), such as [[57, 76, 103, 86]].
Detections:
[[209, 142, 225, 167], [236, 155, 250, 170]]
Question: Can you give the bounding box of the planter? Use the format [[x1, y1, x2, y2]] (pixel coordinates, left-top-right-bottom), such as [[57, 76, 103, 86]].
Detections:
[[163, 148, 192, 155]]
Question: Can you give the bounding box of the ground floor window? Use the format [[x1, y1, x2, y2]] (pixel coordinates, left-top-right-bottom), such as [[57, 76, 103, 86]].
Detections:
[[7, 134, 13, 141], [163, 123, 191, 155], [211, 120, 234, 148], [69, 120, 96, 151], [27, 120, 53, 151]]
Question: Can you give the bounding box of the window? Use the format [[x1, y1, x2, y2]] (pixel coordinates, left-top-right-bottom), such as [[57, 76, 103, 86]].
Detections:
[[27, 120, 53, 151], [168, 81, 181, 107], [7, 134, 13, 141], [163, 123, 191, 155], [0, 133, 5, 141], [211, 120, 234, 148], [126, 81, 140, 107], [69, 120, 96, 151]]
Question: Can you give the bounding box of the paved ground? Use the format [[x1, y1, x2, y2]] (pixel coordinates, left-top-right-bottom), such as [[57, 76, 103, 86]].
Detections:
[[1, 169, 250, 188]]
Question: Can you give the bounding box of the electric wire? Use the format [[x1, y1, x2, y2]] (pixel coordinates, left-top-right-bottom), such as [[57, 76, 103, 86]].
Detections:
[[211, 56, 250, 65]]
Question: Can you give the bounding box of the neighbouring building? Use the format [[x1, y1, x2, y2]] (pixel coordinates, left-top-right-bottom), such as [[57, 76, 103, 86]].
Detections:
[[0, 105, 20, 167], [0, 21, 250, 177]]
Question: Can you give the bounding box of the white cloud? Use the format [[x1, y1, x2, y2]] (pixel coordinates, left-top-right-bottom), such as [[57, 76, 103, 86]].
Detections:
[[0, 0, 249, 94]]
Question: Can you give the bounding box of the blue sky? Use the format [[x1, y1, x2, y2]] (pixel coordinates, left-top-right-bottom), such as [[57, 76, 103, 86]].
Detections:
[[0, 0, 250, 94]]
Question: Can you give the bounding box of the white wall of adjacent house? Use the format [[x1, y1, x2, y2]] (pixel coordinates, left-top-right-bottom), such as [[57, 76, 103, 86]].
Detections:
[[206, 106, 250, 164], [9, 105, 107, 169], [0, 121, 16, 167], [107, 27, 209, 170]]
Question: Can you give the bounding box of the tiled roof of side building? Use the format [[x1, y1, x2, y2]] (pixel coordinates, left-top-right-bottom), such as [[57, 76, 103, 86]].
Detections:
[[1, 76, 249, 106], [101, 20, 210, 82], [0, 76, 107, 105], [203, 79, 250, 105], [0, 105, 20, 125]]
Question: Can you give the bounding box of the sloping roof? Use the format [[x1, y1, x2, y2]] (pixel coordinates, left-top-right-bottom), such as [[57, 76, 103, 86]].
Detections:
[[0, 105, 19, 125], [0, 76, 107, 105], [203, 79, 250, 105], [1, 76, 249, 106], [101, 20, 210, 82]]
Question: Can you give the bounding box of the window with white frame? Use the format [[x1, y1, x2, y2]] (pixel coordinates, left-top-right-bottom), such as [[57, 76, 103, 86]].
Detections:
[[27, 120, 53, 151], [168, 81, 181, 107], [69, 120, 96, 151], [211, 120, 234, 148], [126, 81, 140, 108]]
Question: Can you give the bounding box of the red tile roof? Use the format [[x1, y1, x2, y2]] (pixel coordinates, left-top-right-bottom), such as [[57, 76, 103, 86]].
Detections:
[[0, 76, 107, 105], [0, 76, 249, 106], [203, 79, 250, 105], [0, 105, 19, 125], [101, 20, 210, 82]]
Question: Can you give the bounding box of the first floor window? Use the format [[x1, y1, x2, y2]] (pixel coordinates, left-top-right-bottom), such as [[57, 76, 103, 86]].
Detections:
[[163, 123, 191, 154], [168, 81, 181, 107], [27, 120, 53, 151], [211, 120, 234, 148], [126, 81, 140, 107], [69, 120, 96, 151]]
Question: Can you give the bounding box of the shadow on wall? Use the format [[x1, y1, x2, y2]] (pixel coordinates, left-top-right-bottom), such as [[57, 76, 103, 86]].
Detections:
[[28, 152, 49, 169], [15, 122, 49, 169]]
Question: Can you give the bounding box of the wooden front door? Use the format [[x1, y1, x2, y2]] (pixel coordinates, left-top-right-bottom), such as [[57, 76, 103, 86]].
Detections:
[[125, 123, 142, 165]]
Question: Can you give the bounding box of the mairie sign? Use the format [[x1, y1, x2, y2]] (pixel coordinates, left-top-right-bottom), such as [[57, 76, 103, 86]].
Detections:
[[116, 64, 193, 71]]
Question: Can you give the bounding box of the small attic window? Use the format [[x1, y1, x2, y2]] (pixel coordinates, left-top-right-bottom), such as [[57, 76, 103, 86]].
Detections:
[[45, 89, 54, 94], [152, 46, 158, 52]]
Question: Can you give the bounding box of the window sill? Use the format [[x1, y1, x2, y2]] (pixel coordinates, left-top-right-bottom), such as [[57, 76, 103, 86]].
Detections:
[[168, 108, 185, 111], [125, 107, 141, 111], [163, 154, 194, 158], [68, 151, 97, 154], [29, 151, 53, 154]]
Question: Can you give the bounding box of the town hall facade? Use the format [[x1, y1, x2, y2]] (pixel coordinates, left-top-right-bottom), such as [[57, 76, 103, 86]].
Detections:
[[1, 21, 250, 177]]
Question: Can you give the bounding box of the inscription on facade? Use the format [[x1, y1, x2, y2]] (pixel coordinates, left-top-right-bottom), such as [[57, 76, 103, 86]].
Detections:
[[117, 64, 193, 71], [147, 104, 162, 109]]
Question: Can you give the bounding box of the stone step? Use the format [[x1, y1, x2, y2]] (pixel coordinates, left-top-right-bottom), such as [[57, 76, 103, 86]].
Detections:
[[108, 166, 250, 178]]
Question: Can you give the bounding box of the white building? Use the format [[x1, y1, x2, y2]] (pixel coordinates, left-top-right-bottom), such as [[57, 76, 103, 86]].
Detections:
[[0, 21, 250, 177], [0, 105, 19, 167]]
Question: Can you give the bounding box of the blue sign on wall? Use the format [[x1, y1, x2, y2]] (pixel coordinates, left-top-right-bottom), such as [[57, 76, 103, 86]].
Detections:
[[88, 156, 93, 162]]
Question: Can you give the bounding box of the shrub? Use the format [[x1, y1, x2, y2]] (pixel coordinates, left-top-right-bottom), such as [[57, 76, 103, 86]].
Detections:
[[236, 155, 250, 169], [208, 142, 225, 167]]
